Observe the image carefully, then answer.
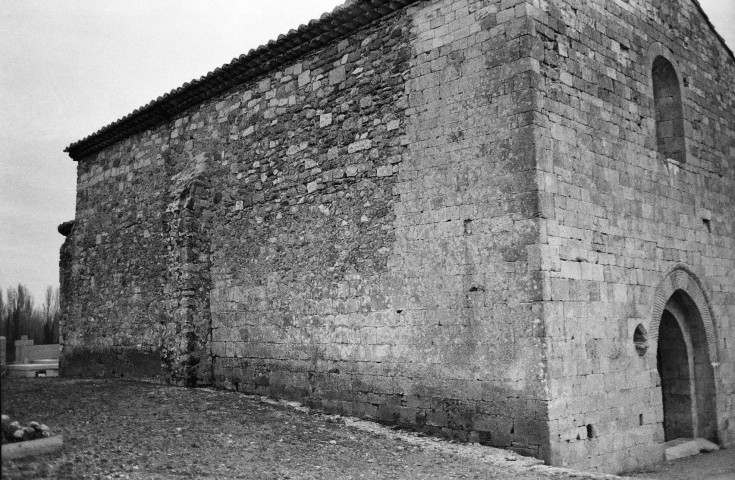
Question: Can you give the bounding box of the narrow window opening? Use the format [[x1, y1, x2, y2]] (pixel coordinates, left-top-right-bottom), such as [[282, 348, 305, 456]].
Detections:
[[639, 414, 644, 426], [463, 219, 473, 235], [586, 424, 595, 439], [703, 218, 711, 233], [634, 324, 649, 356], [652, 56, 686, 163]]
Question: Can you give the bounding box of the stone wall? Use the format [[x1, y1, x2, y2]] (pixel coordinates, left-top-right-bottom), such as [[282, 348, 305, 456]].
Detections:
[[61, 0, 552, 458], [530, 0, 735, 472], [14, 338, 61, 363], [383, 0, 547, 455], [59, 95, 182, 382], [207, 0, 550, 457]]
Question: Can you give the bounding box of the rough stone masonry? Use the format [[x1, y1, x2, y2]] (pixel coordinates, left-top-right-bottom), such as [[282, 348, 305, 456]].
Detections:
[[59, 0, 734, 474]]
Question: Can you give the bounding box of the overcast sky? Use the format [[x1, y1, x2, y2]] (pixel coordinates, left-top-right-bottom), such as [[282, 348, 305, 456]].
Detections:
[[1, 0, 733, 304]]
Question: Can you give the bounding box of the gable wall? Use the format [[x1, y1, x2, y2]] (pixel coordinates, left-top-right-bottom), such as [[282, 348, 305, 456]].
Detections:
[[530, 0, 735, 472]]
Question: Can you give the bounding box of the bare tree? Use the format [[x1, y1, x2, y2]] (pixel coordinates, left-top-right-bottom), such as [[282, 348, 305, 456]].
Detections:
[[43, 287, 52, 323], [0, 288, 5, 339], [1, 285, 60, 358], [5, 285, 31, 359], [42, 286, 60, 344]]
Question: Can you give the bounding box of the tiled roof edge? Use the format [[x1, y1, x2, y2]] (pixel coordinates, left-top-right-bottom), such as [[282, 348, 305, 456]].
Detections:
[[65, 0, 421, 161], [65, 0, 733, 161]]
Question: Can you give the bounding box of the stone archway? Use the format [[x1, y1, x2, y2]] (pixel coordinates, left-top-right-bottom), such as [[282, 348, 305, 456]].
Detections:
[[651, 267, 719, 443]]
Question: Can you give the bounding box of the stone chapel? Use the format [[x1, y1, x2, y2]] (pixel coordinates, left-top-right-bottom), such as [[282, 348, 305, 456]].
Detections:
[[59, 0, 734, 472]]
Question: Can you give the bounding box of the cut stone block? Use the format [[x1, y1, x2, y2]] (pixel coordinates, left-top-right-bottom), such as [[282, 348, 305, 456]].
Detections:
[[1, 436, 63, 460], [664, 437, 720, 461], [665, 438, 697, 460], [6, 363, 59, 378], [31, 359, 59, 365], [694, 437, 720, 453]]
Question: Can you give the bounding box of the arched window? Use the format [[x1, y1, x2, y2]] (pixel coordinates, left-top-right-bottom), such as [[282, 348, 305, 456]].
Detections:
[[652, 56, 686, 163]]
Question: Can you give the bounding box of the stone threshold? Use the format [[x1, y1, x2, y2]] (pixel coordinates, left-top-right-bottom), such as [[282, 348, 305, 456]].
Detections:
[[664, 437, 720, 461]]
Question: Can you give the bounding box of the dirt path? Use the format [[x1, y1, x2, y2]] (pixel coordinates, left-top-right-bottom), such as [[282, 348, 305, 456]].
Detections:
[[1, 378, 630, 479]]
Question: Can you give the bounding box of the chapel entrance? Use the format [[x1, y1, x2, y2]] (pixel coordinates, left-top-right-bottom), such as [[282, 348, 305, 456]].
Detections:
[[656, 290, 717, 442]]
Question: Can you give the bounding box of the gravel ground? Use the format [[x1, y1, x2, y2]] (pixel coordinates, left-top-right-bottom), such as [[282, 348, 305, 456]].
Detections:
[[1, 378, 632, 480], [627, 448, 735, 480]]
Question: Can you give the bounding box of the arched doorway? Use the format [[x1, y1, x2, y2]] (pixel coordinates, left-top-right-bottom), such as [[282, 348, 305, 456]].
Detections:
[[656, 290, 717, 442]]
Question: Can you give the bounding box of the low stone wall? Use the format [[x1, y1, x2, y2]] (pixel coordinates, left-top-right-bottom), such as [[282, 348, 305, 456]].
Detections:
[[17, 345, 62, 363], [14, 337, 61, 364], [60, 346, 163, 380]]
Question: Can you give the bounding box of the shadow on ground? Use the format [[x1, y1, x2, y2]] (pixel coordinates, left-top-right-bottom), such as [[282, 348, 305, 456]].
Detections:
[[0, 378, 652, 479], [627, 447, 734, 480]]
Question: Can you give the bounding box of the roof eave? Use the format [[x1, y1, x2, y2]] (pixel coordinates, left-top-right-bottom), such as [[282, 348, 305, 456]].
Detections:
[[65, 0, 419, 161]]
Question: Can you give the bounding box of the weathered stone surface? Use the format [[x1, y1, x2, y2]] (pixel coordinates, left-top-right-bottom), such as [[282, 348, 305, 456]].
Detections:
[[58, 0, 734, 474], [532, 0, 735, 473]]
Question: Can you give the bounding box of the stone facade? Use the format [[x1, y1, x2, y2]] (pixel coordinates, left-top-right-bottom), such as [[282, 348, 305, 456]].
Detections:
[[60, 0, 734, 473], [531, 0, 734, 471]]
